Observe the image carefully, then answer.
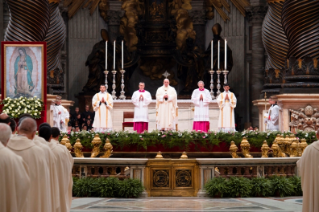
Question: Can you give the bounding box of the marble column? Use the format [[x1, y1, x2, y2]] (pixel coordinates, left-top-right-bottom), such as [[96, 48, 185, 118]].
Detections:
[[247, 6, 267, 127], [107, 10, 123, 42]]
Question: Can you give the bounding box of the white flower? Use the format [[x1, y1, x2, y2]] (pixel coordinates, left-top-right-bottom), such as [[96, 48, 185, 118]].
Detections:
[[34, 113, 37, 115]]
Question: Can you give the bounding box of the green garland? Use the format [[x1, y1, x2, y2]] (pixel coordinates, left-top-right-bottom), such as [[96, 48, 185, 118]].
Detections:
[[60, 130, 317, 151]]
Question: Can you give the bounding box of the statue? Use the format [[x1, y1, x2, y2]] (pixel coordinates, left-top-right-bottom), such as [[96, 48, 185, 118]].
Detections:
[[74, 138, 84, 158], [240, 137, 253, 158], [82, 29, 113, 93], [100, 138, 113, 158], [229, 141, 240, 158], [91, 134, 102, 158]]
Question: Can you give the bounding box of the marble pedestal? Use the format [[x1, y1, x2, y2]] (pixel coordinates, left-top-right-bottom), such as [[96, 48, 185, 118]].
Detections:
[[253, 94, 319, 132], [111, 99, 220, 131]]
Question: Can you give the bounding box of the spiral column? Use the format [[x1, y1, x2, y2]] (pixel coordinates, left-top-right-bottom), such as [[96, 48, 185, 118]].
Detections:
[[4, 0, 50, 41], [262, 0, 289, 70]]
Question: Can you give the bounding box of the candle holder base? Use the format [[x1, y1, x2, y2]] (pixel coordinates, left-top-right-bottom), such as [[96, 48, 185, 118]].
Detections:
[[119, 69, 126, 100], [111, 70, 117, 100], [208, 69, 215, 99], [222, 70, 229, 85], [216, 69, 222, 96], [104, 70, 109, 90]]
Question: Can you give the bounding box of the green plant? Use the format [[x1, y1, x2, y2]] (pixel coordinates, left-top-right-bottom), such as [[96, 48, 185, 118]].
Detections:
[[118, 178, 145, 198], [250, 177, 273, 197], [288, 176, 302, 196], [99, 177, 120, 197], [73, 177, 100, 197], [204, 177, 228, 197], [226, 177, 252, 197], [270, 176, 295, 197]]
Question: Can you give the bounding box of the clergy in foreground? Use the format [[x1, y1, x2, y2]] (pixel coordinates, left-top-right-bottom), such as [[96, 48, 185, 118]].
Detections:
[[40, 127, 74, 212], [264, 97, 280, 131], [191, 81, 212, 132], [0, 123, 30, 212], [92, 85, 113, 132], [50, 96, 69, 132], [217, 84, 237, 132], [131, 82, 152, 133], [297, 129, 319, 212], [156, 79, 178, 131], [7, 118, 52, 212]]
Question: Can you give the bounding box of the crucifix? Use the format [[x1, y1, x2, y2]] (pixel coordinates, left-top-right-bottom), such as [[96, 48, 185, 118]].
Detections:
[[162, 70, 170, 79]]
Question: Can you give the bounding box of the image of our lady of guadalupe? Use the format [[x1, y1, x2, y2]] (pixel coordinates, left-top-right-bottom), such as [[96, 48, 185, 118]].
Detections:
[[14, 47, 34, 98]]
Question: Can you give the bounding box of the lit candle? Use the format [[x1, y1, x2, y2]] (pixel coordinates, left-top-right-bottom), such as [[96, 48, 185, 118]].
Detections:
[[121, 40, 124, 70], [105, 41, 107, 70], [218, 40, 220, 70], [211, 40, 213, 70], [225, 39, 227, 70], [113, 40, 116, 70]]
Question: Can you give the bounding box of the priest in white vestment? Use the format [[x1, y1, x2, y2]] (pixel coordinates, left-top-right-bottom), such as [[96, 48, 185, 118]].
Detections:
[[40, 127, 74, 212], [264, 97, 280, 131], [50, 96, 69, 132], [191, 81, 212, 132], [156, 79, 178, 131], [131, 82, 152, 133], [7, 118, 52, 212], [92, 85, 113, 132], [217, 84, 237, 132], [297, 130, 319, 212], [0, 123, 30, 212]]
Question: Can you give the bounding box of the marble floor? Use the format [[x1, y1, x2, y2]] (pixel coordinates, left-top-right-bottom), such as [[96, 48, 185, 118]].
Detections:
[[70, 197, 303, 212]]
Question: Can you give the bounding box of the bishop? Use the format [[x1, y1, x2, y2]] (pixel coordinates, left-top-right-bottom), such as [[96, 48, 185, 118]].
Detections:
[[50, 96, 69, 132]]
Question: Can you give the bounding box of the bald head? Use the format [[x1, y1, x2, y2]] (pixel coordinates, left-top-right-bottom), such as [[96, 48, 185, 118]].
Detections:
[[163, 79, 169, 87], [18, 118, 37, 139], [0, 123, 12, 146]]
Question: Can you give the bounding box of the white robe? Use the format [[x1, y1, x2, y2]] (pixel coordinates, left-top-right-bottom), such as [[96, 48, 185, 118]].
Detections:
[[7, 135, 52, 212], [297, 141, 319, 212], [50, 104, 69, 132], [132, 90, 152, 122], [48, 139, 74, 212], [191, 88, 212, 122], [0, 142, 30, 212], [156, 85, 178, 130], [217, 91, 237, 132], [33, 135, 60, 212], [264, 104, 280, 131], [92, 92, 113, 132]]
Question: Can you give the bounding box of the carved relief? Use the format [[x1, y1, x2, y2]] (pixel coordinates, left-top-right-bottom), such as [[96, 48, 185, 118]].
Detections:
[[153, 170, 169, 187], [176, 170, 192, 187], [289, 105, 319, 132]]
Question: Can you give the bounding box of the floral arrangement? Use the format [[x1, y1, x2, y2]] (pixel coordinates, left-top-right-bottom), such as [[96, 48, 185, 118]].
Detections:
[[60, 129, 317, 150], [1, 96, 44, 119]]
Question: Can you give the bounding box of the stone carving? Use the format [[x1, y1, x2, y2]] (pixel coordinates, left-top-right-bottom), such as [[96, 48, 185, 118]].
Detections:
[[261, 140, 270, 158], [91, 134, 102, 158], [240, 137, 253, 158], [175, 170, 192, 187], [289, 105, 319, 132], [188, 10, 206, 25], [100, 138, 113, 158], [107, 10, 124, 26], [229, 141, 240, 158]]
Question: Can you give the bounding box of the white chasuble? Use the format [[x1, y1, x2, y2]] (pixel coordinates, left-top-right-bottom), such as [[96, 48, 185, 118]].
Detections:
[[92, 92, 113, 132], [217, 91, 237, 132], [50, 104, 69, 132], [33, 135, 60, 212], [297, 141, 319, 212], [0, 142, 30, 212], [191, 88, 212, 121], [7, 135, 52, 212], [156, 85, 178, 130], [264, 104, 280, 131], [132, 90, 152, 122], [48, 139, 74, 212]]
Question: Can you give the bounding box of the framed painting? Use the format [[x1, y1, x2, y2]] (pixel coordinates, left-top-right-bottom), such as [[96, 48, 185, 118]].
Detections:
[[1, 41, 47, 102]]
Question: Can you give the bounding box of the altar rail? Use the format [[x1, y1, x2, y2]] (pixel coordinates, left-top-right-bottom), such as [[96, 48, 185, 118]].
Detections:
[[72, 157, 300, 197]]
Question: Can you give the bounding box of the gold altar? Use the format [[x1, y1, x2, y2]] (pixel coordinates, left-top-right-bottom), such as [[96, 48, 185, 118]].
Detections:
[[144, 159, 200, 197]]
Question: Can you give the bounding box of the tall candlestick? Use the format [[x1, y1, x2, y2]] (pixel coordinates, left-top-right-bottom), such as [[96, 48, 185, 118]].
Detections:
[[105, 41, 107, 70], [121, 40, 124, 70], [211, 40, 213, 70], [225, 39, 227, 70], [218, 40, 220, 70], [113, 40, 116, 70]]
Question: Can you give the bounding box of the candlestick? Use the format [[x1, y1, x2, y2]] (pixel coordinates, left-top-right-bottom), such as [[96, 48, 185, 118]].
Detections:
[[209, 69, 215, 99], [119, 69, 126, 100], [112, 70, 117, 99], [216, 70, 221, 96], [218, 40, 220, 70], [104, 70, 109, 90], [105, 41, 107, 70], [211, 40, 213, 70], [121, 40, 124, 70], [113, 40, 116, 70], [225, 39, 227, 70]]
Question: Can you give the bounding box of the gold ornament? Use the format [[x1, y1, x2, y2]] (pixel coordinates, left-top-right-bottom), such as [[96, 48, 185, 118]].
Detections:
[[65, 139, 72, 152], [261, 140, 270, 158], [60, 135, 68, 145], [240, 137, 253, 158], [155, 151, 163, 159], [229, 141, 240, 158], [74, 138, 84, 158], [299, 138, 308, 156], [100, 138, 113, 158], [289, 140, 299, 157], [271, 141, 286, 157], [91, 134, 102, 158], [180, 151, 188, 159]]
